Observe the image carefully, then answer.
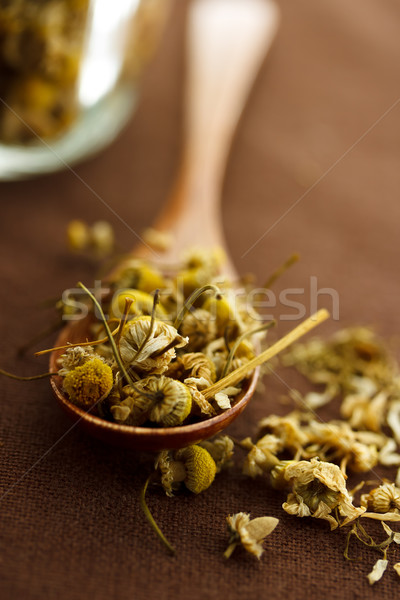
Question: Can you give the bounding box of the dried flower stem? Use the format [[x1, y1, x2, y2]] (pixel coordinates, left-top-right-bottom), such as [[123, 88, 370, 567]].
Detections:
[[0, 368, 54, 381], [35, 324, 120, 357], [220, 321, 276, 380], [140, 475, 176, 555], [203, 309, 330, 399], [262, 253, 299, 289], [224, 537, 239, 559], [115, 297, 134, 347], [174, 284, 221, 330], [77, 282, 136, 389]]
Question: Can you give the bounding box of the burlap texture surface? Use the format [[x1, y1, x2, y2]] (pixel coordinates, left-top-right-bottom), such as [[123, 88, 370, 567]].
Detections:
[[1, 1, 400, 598]]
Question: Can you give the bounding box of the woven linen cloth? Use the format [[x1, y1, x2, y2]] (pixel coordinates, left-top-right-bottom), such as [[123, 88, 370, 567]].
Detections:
[[1, 1, 400, 598]]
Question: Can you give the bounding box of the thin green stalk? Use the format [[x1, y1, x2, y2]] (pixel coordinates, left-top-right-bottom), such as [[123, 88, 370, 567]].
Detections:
[[263, 253, 299, 289], [0, 368, 54, 381], [220, 321, 276, 380], [174, 284, 221, 330], [77, 282, 136, 389], [140, 475, 176, 556]]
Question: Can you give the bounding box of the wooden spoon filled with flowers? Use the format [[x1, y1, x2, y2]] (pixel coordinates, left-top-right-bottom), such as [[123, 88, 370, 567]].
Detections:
[[42, 0, 329, 452]]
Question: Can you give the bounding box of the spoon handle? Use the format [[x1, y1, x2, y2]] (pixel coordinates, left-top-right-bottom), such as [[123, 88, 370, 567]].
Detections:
[[138, 0, 279, 266]]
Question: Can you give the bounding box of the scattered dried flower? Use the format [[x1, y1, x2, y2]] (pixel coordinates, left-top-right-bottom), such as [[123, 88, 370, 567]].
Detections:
[[361, 482, 400, 514], [224, 512, 279, 559], [157, 445, 217, 496], [279, 458, 365, 529]]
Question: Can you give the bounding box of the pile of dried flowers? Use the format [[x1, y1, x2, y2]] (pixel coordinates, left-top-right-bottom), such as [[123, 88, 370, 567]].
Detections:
[[4, 233, 400, 582], [47, 247, 269, 425], [36, 247, 326, 431], [139, 326, 400, 578], [234, 326, 400, 582]]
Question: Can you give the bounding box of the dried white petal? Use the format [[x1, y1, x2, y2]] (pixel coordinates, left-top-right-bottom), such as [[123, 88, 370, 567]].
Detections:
[[350, 375, 377, 397], [367, 559, 388, 585], [214, 392, 231, 410], [394, 563, 400, 577], [362, 512, 400, 522], [379, 438, 400, 466], [184, 376, 210, 390], [302, 387, 336, 409], [214, 386, 240, 410], [387, 401, 400, 445]]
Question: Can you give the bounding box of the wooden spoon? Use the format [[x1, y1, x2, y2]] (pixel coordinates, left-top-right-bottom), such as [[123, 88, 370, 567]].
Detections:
[[50, 0, 282, 451]]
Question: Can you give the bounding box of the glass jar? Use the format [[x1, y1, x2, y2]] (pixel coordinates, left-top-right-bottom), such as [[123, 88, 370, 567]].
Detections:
[[0, 0, 170, 179]]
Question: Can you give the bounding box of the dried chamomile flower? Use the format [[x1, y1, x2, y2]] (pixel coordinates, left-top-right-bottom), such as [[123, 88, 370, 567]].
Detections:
[[111, 289, 167, 320], [199, 436, 234, 472], [63, 357, 114, 409], [183, 247, 226, 272], [109, 386, 153, 426], [90, 220, 114, 255], [146, 376, 192, 426], [67, 220, 90, 251], [284, 327, 391, 391], [202, 290, 237, 337], [176, 248, 226, 297], [242, 434, 282, 478], [257, 413, 309, 456], [112, 376, 192, 427], [157, 445, 217, 496], [224, 512, 279, 559], [180, 352, 216, 385], [111, 259, 166, 294], [367, 559, 388, 585], [119, 316, 188, 374], [361, 482, 400, 514], [67, 220, 115, 256], [394, 563, 400, 577], [341, 391, 388, 432], [279, 458, 365, 529], [142, 227, 173, 252], [179, 308, 218, 352], [57, 345, 96, 375], [305, 421, 381, 473]]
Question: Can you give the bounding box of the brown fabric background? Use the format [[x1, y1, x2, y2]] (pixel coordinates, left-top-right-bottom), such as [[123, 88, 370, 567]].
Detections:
[[1, 1, 400, 598]]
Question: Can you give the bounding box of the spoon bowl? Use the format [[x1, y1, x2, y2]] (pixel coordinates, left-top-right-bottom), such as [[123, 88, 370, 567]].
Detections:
[[50, 317, 259, 451], [50, 0, 280, 451]]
